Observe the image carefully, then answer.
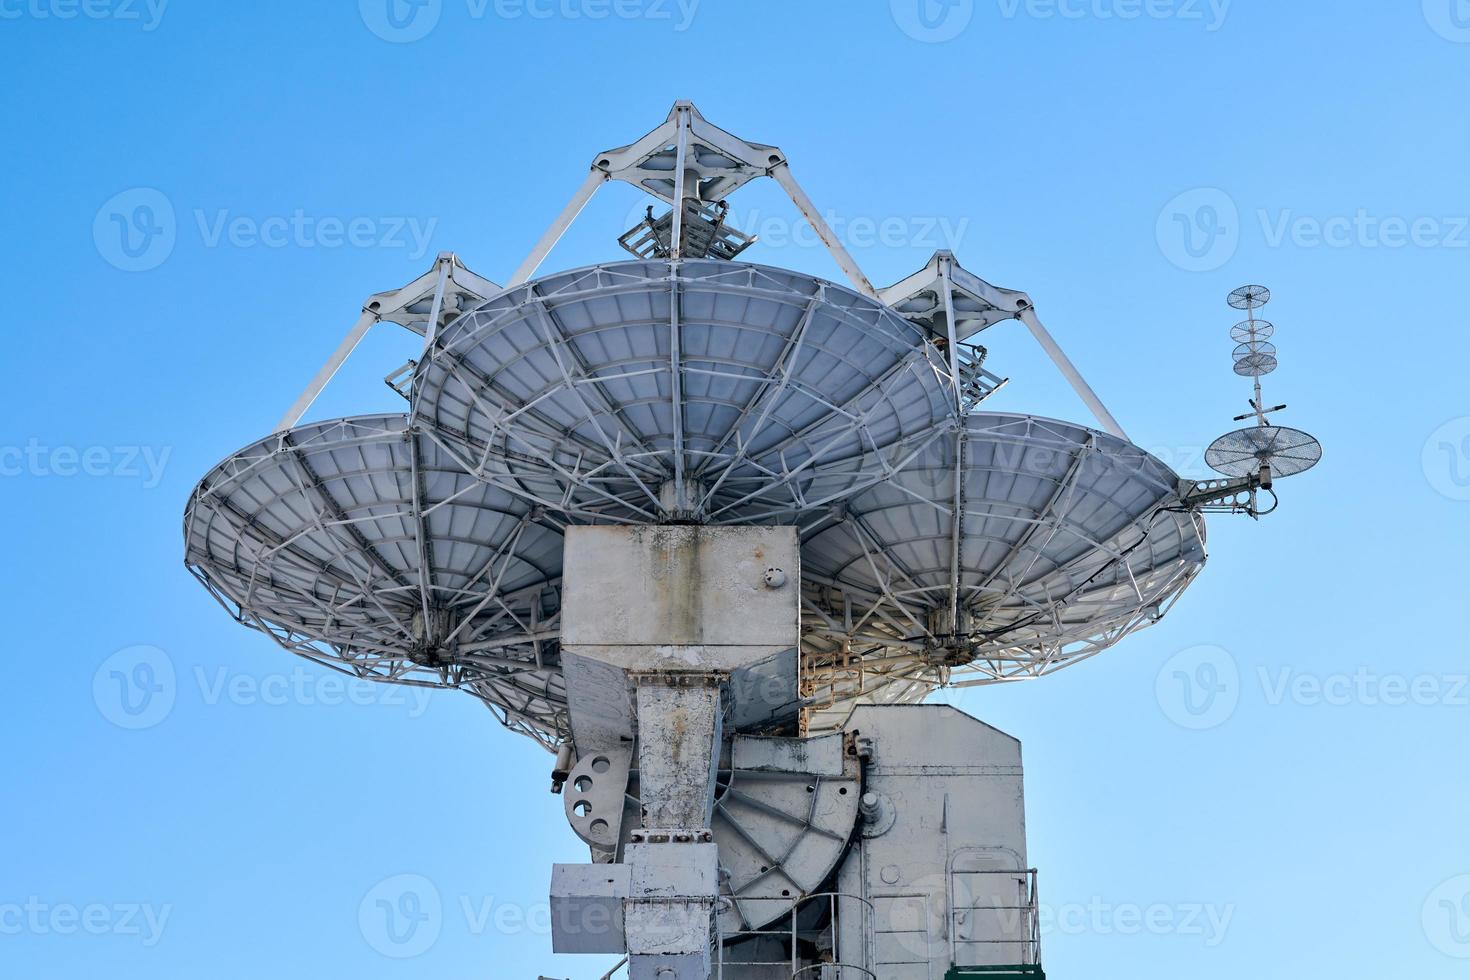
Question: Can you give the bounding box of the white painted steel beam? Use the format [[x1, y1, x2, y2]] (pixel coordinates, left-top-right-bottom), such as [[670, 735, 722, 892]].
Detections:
[[1016, 305, 1128, 440], [769, 161, 879, 300], [508, 168, 607, 287], [275, 254, 498, 432]]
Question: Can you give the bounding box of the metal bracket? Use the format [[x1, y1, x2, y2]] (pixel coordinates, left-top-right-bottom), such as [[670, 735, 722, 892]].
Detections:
[[881, 250, 1128, 439], [1179, 474, 1270, 516], [274, 252, 498, 432], [507, 100, 881, 298]]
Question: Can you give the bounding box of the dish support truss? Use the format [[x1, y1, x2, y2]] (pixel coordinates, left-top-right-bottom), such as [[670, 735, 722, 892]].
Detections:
[[234, 103, 1179, 751], [267, 102, 1128, 447], [267, 102, 1123, 443], [504, 102, 1127, 441], [409, 259, 960, 527]]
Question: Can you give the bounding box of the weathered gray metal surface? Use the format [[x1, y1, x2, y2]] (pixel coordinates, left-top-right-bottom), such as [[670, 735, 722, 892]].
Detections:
[[714, 741, 862, 934], [557, 525, 806, 978], [551, 862, 630, 954], [635, 682, 723, 831], [834, 705, 1033, 977], [562, 525, 799, 659], [731, 732, 846, 776], [560, 525, 801, 754], [623, 841, 720, 977], [563, 746, 634, 852]]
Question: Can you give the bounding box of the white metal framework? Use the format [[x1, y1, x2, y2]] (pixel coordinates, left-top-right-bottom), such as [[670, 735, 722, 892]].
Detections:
[[410, 259, 959, 526], [798, 413, 1206, 731], [177, 101, 1333, 980], [508, 101, 877, 299], [184, 414, 569, 747], [277, 252, 499, 433], [881, 250, 1128, 439], [188, 101, 1251, 748]]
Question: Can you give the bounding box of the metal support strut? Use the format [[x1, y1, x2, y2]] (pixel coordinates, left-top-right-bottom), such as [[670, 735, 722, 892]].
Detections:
[[506, 101, 881, 300]]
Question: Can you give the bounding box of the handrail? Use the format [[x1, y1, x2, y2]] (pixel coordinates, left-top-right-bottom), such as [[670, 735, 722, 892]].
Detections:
[[946, 867, 1041, 968], [714, 891, 876, 979]]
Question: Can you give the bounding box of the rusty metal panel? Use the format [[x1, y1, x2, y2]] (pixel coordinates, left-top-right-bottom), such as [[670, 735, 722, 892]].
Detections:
[[562, 525, 798, 655]]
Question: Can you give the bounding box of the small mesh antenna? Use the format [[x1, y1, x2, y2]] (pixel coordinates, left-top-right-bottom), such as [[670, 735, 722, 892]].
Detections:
[[1206, 284, 1322, 487]]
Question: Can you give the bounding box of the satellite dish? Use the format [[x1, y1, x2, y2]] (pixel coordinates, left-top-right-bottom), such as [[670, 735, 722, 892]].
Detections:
[[411, 259, 959, 525], [1232, 340, 1279, 377], [184, 413, 570, 745], [178, 105, 1329, 979], [799, 413, 1207, 727], [1199, 284, 1321, 498], [1231, 318, 1274, 343], [1227, 284, 1271, 310], [1206, 425, 1323, 480]]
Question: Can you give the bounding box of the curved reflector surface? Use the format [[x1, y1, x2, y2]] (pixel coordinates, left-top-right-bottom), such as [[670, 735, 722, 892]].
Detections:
[[799, 413, 1207, 729], [411, 259, 958, 524], [184, 413, 568, 745]]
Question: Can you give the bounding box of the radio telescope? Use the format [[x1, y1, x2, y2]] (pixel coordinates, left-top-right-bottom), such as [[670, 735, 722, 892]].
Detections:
[[410, 258, 957, 527], [798, 412, 1207, 731], [184, 413, 570, 746], [185, 102, 1321, 979]]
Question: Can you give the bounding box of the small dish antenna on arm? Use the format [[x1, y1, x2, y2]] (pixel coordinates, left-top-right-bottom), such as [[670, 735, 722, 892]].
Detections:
[[1183, 284, 1322, 517]]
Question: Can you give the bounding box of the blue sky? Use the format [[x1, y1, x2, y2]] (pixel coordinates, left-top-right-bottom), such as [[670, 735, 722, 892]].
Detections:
[[3, 2, 1469, 977]]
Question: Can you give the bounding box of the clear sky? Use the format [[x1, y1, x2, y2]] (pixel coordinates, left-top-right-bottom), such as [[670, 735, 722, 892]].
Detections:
[[3, 2, 1469, 977]]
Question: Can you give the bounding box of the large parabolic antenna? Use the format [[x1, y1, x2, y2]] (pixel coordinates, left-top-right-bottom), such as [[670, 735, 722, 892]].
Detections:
[[411, 259, 956, 526], [185, 102, 1322, 978], [184, 413, 570, 745], [799, 413, 1207, 729]]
